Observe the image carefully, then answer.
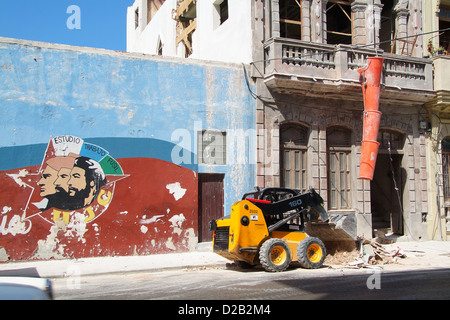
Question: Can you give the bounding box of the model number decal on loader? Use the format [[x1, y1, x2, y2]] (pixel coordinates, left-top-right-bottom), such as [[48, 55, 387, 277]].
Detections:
[[288, 199, 302, 207]]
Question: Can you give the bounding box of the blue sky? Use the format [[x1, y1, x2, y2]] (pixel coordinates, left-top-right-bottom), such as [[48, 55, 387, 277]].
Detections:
[[0, 1, 135, 51]]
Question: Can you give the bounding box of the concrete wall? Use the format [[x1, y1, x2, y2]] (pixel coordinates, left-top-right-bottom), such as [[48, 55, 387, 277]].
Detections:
[[127, 0, 178, 57], [433, 56, 450, 92], [0, 37, 255, 261], [127, 0, 253, 64]]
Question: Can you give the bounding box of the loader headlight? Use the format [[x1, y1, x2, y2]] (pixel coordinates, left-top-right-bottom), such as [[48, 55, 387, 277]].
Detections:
[[241, 216, 250, 226]]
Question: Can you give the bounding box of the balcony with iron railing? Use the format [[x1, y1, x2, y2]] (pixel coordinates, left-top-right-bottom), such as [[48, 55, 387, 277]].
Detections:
[[263, 38, 434, 105]]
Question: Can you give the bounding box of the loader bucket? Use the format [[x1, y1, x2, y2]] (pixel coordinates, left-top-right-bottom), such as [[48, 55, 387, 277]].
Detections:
[[305, 223, 356, 254]]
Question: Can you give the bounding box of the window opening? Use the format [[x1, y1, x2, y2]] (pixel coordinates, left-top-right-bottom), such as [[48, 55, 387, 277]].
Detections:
[[219, 0, 229, 25], [147, 0, 165, 25], [380, 0, 395, 53], [442, 138, 450, 233], [157, 37, 163, 55], [213, 0, 229, 29], [326, 0, 352, 45], [378, 129, 404, 152], [439, 5, 450, 54], [280, 0, 302, 40], [174, 0, 197, 57], [442, 138, 450, 202], [135, 7, 140, 29]]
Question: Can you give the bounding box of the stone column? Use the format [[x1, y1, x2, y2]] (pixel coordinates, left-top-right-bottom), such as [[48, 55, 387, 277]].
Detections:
[[408, 0, 423, 57], [366, 0, 383, 48], [395, 8, 410, 54], [301, 0, 311, 41], [271, 0, 280, 38], [352, 1, 368, 46], [310, 0, 328, 43]]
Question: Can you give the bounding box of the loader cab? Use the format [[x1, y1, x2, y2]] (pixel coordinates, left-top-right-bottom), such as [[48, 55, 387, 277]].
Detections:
[[243, 188, 304, 231]]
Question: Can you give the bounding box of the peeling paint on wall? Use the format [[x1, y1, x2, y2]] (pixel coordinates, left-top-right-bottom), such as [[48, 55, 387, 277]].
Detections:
[[32, 221, 67, 260], [169, 213, 186, 235], [166, 182, 187, 201], [6, 170, 29, 188], [0, 247, 9, 262]]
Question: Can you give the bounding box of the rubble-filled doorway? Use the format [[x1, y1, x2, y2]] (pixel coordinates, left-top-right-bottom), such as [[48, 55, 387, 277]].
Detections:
[[370, 153, 405, 236]]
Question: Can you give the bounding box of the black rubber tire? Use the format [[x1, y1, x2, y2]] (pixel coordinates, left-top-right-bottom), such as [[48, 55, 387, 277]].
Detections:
[[259, 238, 291, 272], [297, 237, 326, 269]]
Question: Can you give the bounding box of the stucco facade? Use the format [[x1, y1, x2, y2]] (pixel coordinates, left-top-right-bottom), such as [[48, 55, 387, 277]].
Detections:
[[422, 0, 450, 240], [253, 0, 433, 241], [127, 0, 253, 64], [0, 37, 256, 261]]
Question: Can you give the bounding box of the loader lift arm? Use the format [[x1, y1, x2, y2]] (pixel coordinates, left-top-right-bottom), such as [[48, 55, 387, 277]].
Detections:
[[244, 187, 329, 225]]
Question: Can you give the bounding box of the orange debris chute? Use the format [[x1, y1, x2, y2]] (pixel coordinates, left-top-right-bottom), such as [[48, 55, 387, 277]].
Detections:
[[358, 57, 385, 180]]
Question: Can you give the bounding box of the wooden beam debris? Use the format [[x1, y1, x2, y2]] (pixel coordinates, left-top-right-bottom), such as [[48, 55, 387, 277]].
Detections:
[[344, 238, 408, 269]]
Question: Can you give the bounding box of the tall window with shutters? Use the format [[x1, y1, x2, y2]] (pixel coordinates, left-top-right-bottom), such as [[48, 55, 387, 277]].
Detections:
[[442, 138, 450, 203], [327, 126, 352, 210], [280, 124, 309, 193]]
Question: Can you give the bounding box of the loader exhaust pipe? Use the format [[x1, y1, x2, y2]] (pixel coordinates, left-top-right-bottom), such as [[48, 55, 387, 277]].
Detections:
[[358, 57, 384, 180]]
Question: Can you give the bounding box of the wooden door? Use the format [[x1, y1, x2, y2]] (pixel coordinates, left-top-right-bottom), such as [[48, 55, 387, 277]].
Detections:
[[198, 174, 224, 242]]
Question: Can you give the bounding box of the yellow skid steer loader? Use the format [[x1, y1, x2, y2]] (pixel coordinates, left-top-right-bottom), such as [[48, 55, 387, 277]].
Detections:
[[210, 187, 355, 272]]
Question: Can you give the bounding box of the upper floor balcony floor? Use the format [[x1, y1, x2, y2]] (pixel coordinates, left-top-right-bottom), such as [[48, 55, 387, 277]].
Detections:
[[262, 38, 434, 106]]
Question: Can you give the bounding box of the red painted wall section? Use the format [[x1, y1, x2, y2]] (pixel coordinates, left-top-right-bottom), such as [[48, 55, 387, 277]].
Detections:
[[0, 137, 198, 262]]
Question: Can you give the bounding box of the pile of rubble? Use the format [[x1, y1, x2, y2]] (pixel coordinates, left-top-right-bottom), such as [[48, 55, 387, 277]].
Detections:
[[350, 237, 407, 268], [325, 237, 409, 269]]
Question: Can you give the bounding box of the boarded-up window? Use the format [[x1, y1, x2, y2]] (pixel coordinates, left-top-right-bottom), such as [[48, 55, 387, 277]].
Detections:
[[198, 130, 227, 165]]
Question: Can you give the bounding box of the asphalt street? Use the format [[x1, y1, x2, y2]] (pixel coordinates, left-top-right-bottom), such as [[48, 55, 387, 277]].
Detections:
[[52, 264, 450, 300]]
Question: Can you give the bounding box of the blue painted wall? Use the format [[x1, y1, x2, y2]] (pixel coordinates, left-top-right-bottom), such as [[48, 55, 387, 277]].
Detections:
[[0, 38, 256, 219]]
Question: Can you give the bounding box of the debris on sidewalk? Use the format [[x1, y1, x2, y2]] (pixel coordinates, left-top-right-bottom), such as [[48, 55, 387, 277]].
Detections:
[[325, 237, 409, 269], [357, 237, 408, 267]]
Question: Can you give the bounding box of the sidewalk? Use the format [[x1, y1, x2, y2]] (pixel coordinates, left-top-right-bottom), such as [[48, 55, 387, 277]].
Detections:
[[0, 242, 229, 279], [380, 240, 450, 270], [0, 240, 449, 279]]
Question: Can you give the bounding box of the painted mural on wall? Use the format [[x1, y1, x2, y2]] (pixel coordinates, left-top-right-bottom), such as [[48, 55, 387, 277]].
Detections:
[[24, 135, 127, 226], [0, 135, 198, 262]]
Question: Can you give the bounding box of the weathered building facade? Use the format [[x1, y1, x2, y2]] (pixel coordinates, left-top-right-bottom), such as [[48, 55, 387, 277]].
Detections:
[[129, 0, 445, 241], [253, 0, 433, 240], [423, 0, 450, 240]]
